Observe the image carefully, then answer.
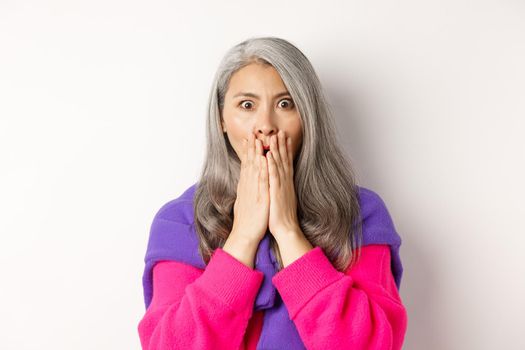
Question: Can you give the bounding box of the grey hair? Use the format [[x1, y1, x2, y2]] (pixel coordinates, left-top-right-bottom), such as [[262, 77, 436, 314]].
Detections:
[[193, 36, 363, 272]]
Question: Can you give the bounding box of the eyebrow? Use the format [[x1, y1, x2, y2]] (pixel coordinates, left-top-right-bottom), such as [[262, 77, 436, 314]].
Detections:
[[232, 91, 291, 99]]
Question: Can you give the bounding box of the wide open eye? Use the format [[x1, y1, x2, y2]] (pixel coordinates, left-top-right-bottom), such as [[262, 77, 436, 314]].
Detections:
[[279, 98, 294, 109], [239, 101, 254, 110]]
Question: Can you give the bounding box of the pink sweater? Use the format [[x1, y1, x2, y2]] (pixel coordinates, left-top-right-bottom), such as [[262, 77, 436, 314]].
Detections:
[[137, 244, 407, 349]]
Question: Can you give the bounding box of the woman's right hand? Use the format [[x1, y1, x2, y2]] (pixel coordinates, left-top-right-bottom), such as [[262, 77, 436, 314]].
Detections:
[[230, 131, 270, 245]]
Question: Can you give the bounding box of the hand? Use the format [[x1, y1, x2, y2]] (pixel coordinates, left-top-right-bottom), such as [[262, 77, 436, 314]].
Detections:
[[230, 131, 270, 245], [266, 130, 301, 241]]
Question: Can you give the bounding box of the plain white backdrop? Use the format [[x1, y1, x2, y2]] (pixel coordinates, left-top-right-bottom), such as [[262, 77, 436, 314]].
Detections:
[[1, 1, 524, 349]]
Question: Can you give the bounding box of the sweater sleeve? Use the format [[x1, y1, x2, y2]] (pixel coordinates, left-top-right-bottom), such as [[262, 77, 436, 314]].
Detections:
[[271, 244, 408, 350], [137, 248, 264, 350]]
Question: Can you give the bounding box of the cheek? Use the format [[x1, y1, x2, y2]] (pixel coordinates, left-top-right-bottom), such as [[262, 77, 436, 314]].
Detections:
[[225, 129, 248, 156], [228, 135, 242, 153], [289, 118, 302, 147], [290, 129, 302, 152]]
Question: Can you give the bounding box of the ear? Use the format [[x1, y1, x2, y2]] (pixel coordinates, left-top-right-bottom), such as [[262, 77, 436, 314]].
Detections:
[[221, 119, 227, 133]]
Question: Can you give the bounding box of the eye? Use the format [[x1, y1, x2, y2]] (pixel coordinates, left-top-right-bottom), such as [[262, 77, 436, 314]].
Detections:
[[238, 98, 295, 111], [239, 100, 254, 110], [279, 98, 295, 109]]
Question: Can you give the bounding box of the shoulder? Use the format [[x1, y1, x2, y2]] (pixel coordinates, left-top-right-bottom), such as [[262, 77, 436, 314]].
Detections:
[[355, 185, 394, 222], [356, 185, 388, 211], [355, 185, 401, 246], [152, 182, 199, 225]]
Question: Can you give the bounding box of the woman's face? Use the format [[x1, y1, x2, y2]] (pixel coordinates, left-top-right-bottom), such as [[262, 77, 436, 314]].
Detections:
[[221, 63, 303, 163]]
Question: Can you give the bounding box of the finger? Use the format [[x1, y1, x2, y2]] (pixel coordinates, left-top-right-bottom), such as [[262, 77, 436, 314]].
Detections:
[[286, 136, 293, 171], [267, 151, 280, 187], [247, 132, 255, 163], [278, 131, 289, 172], [270, 134, 283, 178], [255, 139, 264, 171], [241, 138, 247, 164], [259, 153, 268, 190], [255, 137, 263, 157]]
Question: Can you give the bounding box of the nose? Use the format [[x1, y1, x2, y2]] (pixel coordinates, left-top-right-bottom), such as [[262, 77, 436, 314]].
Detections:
[[256, 130, 278, 148], [254, 108, 278, 146]]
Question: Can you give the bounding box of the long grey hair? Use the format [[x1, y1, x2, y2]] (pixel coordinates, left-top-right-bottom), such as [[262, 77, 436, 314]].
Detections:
[[193, 36, 363, 272]]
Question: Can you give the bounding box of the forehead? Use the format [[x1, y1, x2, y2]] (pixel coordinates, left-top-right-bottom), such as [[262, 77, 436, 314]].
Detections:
[[226, 63, 287, 97]]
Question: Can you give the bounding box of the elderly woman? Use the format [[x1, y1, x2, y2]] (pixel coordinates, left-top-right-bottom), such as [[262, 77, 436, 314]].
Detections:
[[138, 36, 408, 350]]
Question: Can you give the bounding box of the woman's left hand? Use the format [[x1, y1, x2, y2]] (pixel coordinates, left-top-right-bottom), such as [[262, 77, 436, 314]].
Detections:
[[266, 130, 301, 241]]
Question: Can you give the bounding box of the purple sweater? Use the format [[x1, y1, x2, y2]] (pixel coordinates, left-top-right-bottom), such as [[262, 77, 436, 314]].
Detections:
[[141, 182, 404, 349]]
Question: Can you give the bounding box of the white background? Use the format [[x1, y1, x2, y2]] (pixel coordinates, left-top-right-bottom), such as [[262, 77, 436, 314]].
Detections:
[[1, 1, 524, 349]]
